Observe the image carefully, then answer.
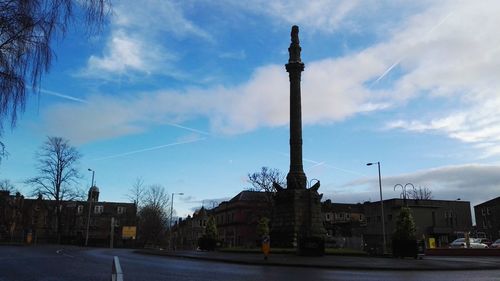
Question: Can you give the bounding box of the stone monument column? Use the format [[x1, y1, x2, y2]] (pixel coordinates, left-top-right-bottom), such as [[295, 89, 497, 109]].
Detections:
[[286, 26, 307, 190], [271, 26, 326, 255]]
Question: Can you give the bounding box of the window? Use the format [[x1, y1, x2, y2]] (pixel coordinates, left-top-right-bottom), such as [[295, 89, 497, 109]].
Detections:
[[77, 205, 84, 214], [117, 206, 126, 215], [486, 207, 491, 215], [326, 213, 331, 221], [94, 205, 104, 214], [444, 211, 448, 218], [388, 214, 392, 221], [482, 208, 486, 215]]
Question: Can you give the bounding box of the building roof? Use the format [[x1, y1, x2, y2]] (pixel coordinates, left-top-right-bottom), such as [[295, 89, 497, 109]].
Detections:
[[474, 196, 500, 207], [229, 190, 269, 202], [322, 201, 364, 213]]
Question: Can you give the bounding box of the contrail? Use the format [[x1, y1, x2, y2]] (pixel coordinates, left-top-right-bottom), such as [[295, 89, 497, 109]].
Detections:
[[303, 157, 366, 176], [166, 122, 211, 136], [371, 11, 454, 86], [92, 138, 206, 161], [28, 86, 89, 104]]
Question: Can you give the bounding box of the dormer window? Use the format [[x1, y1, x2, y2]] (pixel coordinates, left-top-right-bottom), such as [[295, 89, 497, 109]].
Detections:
[[117, 206, 126, 215]]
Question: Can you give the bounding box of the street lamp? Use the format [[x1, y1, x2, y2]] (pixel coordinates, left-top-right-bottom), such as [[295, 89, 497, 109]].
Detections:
[[85, 168, 95, 247], [367, 161, 387, 254], [170, 192, 184, 250]]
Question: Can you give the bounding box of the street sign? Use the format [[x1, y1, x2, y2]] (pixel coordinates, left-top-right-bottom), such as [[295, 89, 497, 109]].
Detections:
[[122, 226, 136, 239]]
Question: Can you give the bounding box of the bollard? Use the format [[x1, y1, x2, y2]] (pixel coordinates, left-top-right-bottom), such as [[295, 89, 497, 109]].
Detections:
[[111, 256, 124, 281]]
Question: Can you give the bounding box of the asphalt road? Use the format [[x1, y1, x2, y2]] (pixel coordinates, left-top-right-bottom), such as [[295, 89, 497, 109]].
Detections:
[[1, 245, 500, 281]]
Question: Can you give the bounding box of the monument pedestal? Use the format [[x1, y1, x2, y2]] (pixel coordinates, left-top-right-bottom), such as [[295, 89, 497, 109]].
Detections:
[[271, 187, 325, 255]]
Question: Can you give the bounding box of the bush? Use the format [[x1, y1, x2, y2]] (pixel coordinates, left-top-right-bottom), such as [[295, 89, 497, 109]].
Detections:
[[198, 235, 217, 251]]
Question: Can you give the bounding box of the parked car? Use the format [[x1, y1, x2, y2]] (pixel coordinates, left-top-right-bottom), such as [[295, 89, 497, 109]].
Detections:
[[449, 238, 488, 248], [490, 239, 500, 248], [478, 238, 492, 247]]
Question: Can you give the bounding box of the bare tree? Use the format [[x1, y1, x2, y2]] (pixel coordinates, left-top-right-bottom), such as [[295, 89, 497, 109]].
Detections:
[[409, 186, 433, 200], [144, 184, 170, 212], [247, 167, 285, 216], [137, 184, 171, 247], [127, 177, 145, 208], [247, 166, 286, 194], [0, 0, 110, 131], [26, 136, 81, 238], [137, 204, 168, 247], [0, 179, 16, 193]]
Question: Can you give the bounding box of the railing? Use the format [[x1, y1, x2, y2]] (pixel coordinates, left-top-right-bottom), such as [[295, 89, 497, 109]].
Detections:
[[111, 256, 124, 281]]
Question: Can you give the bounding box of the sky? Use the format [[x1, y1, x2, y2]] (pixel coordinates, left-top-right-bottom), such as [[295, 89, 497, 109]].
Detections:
[[2, 0, 500, 220]]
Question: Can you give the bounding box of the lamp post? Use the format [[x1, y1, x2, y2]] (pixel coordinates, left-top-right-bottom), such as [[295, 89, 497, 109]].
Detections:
[[367, 162, 387, 254], [85, 168, 95, 247], [170, 192, 184, 250]]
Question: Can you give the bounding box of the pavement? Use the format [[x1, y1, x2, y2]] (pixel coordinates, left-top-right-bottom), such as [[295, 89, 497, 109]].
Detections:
[[136, 249, 500, 271]]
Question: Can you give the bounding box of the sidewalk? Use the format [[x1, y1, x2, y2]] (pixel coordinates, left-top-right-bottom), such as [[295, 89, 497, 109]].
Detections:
[[136, 249, 500, 271]]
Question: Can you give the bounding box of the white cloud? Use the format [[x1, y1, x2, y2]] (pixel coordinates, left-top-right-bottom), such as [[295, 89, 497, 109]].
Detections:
[[82, 0, 210, 77], [48, 0, 500, 160], [85, 30, 173, 75]]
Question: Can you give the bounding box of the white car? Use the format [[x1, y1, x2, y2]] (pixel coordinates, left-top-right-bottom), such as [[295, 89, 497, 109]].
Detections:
[[449, 238, 488, 248], [490, 239, 500, 248]]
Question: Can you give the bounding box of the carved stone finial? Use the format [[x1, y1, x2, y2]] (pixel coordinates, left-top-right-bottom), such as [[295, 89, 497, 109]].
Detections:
[[288, 25, 302, 63]]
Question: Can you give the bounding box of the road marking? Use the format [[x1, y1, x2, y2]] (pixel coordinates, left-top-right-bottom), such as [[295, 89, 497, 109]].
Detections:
[[56, 249, 74, 258]]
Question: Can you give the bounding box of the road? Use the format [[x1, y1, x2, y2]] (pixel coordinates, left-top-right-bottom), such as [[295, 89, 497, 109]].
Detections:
[[1, 245, 500, 281]]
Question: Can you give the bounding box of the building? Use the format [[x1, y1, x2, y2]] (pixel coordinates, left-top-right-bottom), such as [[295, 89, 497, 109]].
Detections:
[[363, 198, 472, 252], [171, 207, 209, 250], [0, 187, 137, 247], [213, 191, 270, 248], [474, 196, 500, 240], [321, 200, 365, 249]]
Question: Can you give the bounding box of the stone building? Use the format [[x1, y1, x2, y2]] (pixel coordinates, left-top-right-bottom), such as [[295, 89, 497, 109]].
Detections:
[[474, 196, 500, 240], [321, 200, 365, 249], [363, 198, 472, 252], [213, 191, 270, 248], [0, 187, 136, 247], [171, 207, 209, 250]]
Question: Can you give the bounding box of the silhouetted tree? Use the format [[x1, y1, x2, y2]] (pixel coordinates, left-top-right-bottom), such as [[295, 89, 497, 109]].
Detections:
[[136, 184, 171, 247], [409, 186, 433, 200], [205, 216, 217, 239], [127, 177, 145, 208], [144, 184, 170, 213], [247, 167, 285, 216], [26, 136, 81, 239], [247, 167, 286, 193], [393, 207, 416, 241], [137, 204, 168, 247], [0, 179, 16, 193]]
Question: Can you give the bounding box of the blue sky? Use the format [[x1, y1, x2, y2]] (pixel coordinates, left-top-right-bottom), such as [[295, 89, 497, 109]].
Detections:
[[2, 0, 500, 219]]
